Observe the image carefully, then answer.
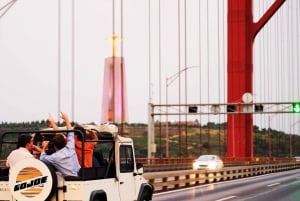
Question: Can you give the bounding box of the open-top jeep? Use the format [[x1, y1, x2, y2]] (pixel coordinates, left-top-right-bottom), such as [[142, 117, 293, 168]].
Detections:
[[0, 123, 153, 201]]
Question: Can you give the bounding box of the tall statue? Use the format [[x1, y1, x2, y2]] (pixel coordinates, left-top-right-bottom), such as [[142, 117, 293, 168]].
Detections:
[[101, 34, 128, 123]]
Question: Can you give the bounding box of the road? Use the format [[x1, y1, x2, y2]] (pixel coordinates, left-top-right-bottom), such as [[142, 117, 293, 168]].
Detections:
[[152, 169, 300, 201]]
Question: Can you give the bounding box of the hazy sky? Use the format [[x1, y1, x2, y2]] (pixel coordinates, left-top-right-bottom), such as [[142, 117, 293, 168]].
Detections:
[[0, 0, 299, 129], [0, 0, 151, 123]]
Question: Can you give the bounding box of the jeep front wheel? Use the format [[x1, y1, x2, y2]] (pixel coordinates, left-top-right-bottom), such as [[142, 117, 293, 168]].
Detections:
[[139, 190, 151, 201]]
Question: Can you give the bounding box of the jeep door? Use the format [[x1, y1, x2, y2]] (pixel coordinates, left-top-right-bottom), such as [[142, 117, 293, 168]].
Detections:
[[117, 144, 136, 201]]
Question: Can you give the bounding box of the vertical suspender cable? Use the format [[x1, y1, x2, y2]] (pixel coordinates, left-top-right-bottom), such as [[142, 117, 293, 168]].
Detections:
[[297, 1, 300, 100], [256, 1, 261, 131], [177, 0, 182, 157], [287, 2, 291, 103], [206, 0, 210, 154], [120, 0, 124, 132], [158, 0, 162, 157], [112, 0, 115, 35], [222, 0, 226, 156], [262, 1, 267, 104], [267, 4, 271, 105], [184, 0, 188, 157], [290, 1, 296, 118], [71, 0, 75, 121], [112, 0, 115, 125], [279, 9, 284, 154], [266, 3, 271, 156], [120, 0, 123, 57], [198, 0, 202, 155], [275, 6, 279, 114], [288, 1, 293, 155], [263, 1, 268, 134], [297, 1, 300, 138], [57, 0, 61, 121], [258, 1, 262, 100], [263, 1, 269, 145], [148, 0, 153, 159], [286, 3, 290, 154], [273, 1, 279, 158], [217, 0, 221, 156]]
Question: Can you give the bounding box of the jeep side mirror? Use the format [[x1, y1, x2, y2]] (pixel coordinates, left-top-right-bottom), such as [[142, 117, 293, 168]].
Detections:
[[134, 163, 143, 176]]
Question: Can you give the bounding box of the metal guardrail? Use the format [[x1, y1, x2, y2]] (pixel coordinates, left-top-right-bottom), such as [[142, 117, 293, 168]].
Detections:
[[140, 157, 297, 172], [143, 163, 191, 172], [144, 162, 300, 193]]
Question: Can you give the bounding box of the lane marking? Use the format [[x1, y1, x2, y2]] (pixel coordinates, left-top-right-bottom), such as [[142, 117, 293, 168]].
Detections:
[[216, 195, 237, 201], [267, 182, 280, 187]]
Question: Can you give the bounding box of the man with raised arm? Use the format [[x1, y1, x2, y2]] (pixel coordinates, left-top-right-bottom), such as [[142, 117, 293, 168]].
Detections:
[[40, 112, 80, 177]]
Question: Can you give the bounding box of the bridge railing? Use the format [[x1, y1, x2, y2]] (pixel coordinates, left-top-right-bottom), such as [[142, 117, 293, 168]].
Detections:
[[144, 162, 300, 193], [136, 157, 297, 172]]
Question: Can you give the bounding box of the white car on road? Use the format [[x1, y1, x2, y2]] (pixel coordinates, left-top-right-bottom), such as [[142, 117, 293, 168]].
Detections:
[[193, 155, 224, 170]]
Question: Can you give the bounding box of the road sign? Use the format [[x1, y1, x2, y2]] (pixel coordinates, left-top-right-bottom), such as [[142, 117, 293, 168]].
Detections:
[[292, 102, 300, 113]]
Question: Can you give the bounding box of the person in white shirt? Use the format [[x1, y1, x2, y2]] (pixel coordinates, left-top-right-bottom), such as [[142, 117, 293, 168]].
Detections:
[[6, 134, 41, 168]]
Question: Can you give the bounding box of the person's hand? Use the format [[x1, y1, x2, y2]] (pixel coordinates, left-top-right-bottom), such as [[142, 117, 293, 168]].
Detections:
[[60, 112, 72, 129], [47, 114, 55, 128], [42, 141, 49, 152], [32, 144, 42, 153], [60, 112, 69, 122]]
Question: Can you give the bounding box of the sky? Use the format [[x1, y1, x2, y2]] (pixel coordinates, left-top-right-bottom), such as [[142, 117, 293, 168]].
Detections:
[[0, 0, 151, 123], [0, 0, 299, 130]]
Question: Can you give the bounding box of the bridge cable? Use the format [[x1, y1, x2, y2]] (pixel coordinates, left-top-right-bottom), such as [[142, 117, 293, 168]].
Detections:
[[177, 0, 182, 157], [206, 0, 211, 154], [222, 0, 226, 156], [158, 0, 162, 158], [217, 0, 222, 156], [184, 0, 188, 157], [198, 0, 203, 155], [57, 0, 61, 121], [71, 0, 75, 121]]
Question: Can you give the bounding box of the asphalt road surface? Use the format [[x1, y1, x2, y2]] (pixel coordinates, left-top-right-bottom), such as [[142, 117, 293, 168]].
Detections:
[[153, 169, 300, 201]]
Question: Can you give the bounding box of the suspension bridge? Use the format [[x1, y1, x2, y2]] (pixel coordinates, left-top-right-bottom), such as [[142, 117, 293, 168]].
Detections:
[[0, 0, 299, 161]]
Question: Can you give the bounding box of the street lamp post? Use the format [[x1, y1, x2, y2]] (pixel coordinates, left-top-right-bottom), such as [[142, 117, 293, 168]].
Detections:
[[0, 0, 17, 19], [165, 78, 169, 158], [268, 116, 273, 158], [165, 66, 200, 158], [267, 113, 281, 158]]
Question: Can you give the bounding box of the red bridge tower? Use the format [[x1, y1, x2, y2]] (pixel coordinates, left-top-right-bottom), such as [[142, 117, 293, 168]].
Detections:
[[227, 0, 286, 159]]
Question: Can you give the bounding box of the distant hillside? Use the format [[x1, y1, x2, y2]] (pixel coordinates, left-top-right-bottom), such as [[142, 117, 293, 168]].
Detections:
[[1, 121, 299, 158], [119, 123, 300, 158]]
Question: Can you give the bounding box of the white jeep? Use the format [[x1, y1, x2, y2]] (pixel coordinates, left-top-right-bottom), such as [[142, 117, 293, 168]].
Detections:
[[0, 123, 153, 201]]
